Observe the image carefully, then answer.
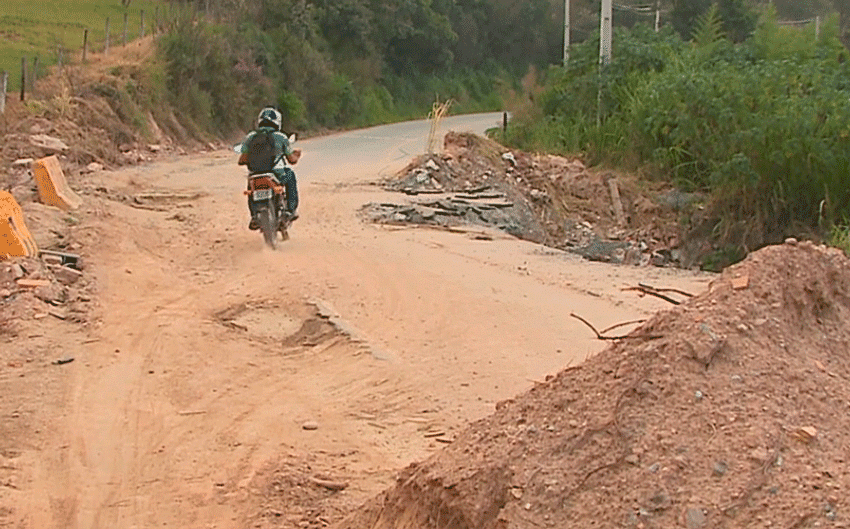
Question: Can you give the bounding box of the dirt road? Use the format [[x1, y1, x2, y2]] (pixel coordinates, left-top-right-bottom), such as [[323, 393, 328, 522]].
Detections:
[[3, 114, 712, 528]]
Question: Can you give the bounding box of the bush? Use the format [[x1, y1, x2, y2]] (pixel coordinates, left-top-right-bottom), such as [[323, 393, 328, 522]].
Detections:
[[505, 13, 850, 252]]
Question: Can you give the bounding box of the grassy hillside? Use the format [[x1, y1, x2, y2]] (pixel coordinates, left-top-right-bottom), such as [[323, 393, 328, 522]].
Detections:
[[0, 0, 169, 91]]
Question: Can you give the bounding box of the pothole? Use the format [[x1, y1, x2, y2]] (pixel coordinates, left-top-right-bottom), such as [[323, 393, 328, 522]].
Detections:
[[215, 300, 338, 345], [215, 299, 397, 361]]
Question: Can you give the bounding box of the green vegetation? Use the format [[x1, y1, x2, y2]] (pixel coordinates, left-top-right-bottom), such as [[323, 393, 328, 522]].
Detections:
[[149, 0, 566, 134], [0, 0, 166, 90], [499, 7, 850, 262]]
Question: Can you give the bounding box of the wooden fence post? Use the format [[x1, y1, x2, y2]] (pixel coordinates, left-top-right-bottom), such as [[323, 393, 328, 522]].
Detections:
[[123, 12, 128, 46], [154, 7, 159, 34], [0, 71, 7, 115], [105, 17, 110, 55], [82, 29, 89, 62], [31, 56, 38, 94], [141, 10, 145, 38], [20, 58, 26, 102], [56, 46, 62, 74]]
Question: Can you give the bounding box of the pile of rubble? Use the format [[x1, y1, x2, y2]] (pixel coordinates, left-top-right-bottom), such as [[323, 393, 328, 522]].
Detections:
[[0, 252, 91, 332], [364, 132, 698, 268]]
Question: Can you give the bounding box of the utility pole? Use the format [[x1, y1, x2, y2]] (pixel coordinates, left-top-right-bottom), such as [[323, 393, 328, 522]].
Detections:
[[563, 0, 571, 65], [655, 0, 660, 32], [599, 0, 612, 65]]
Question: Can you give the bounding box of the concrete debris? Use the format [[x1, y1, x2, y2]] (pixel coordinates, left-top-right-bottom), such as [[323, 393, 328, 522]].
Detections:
[[374, 131, 698, 268], [30, 134, 70, 154]]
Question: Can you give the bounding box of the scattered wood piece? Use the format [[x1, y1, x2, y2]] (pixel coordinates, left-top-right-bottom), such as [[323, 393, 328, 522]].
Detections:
[[48, 309, 68, 320], [51, 357, 75, 365], [309, 476, 348, 491], [16, 279, 51, 288], [607, 177, 626, 227], [402, 188, 444, 195], [435, 437, 453, 443], [424, 430, 446, 438], [222, 320, 248, 332], [177, 410, 207, 416]]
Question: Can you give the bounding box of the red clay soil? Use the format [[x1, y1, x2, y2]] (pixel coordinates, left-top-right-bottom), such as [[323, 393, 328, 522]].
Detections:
[[334, 241, 850, 529]]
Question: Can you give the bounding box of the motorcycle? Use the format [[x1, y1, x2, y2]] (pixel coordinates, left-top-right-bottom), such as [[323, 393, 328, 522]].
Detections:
[[234, 134, 297, 249]]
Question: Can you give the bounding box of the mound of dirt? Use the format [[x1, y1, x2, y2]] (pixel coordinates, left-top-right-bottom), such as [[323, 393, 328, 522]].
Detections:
[[0, 37, 214, 197], [368, 132, 694, 268], [334, 241, 850, 529]]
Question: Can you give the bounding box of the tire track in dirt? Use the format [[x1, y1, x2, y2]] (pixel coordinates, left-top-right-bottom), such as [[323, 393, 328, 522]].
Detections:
[[11, 115, 713, 528]]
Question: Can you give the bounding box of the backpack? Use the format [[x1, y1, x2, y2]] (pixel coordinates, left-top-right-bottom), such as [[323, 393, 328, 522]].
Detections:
[[246, 129, 279, 173]]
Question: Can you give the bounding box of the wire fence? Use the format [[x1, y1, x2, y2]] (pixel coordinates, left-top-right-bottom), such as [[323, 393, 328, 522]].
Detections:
[[0, 1, 213, 114]]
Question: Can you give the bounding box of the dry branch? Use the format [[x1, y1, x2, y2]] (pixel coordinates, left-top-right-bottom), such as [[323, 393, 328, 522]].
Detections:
[[570, 313, 658, 341], [623, 282, 694, 305]]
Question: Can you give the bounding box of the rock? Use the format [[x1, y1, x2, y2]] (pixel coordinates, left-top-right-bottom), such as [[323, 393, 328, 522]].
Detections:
[[53, 265, 82, 286], [785, 237, 798, 245], [749, 447, 768, 463], [29, 134, 69, 154], [34, 283, 64, 303], [0, 289, 11, 298], [425, 159, 439, 171], [713, 461, 728, 476], [12, 264, 25, 279], [648, 492, 671, 511], [502, 152, 517, 166], [11, 158, 34, 168], [148, 144, 162, 152], [302, 421, 319, 430], [792, 426, 818, 443], [85, 162, 104, 173], [566, 159, 586, 173], [624, 454, 639, 465], [685, 507, 707, 529]]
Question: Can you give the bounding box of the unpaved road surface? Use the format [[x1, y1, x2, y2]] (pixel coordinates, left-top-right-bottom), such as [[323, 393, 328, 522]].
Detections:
[[2, 114, 712, 528]]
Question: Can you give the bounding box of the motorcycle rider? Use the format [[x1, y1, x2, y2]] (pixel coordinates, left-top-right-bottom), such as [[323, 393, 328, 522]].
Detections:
[[237, 106, 302, 230]]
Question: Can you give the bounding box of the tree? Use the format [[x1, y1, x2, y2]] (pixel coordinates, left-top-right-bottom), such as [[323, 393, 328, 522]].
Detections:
[[671, 0, 755, 41]]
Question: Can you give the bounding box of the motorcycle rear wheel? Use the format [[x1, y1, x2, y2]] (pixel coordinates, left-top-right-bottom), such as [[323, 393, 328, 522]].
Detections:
[[258, 207, 278, 249]]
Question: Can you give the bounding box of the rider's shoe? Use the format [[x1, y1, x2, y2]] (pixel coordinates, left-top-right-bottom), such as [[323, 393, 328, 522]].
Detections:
[[248, 218, 259, 230]]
